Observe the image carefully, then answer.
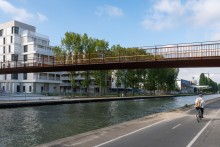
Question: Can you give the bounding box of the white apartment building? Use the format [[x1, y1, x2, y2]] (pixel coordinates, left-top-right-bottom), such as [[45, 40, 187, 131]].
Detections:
[[0, 20, 61, 94]]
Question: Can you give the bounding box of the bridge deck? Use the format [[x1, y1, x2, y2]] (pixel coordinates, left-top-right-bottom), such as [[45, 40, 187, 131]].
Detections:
[[1, 41, 220, 73]]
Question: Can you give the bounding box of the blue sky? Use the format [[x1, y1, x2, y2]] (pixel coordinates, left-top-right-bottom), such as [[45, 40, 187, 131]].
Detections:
[[1, 0, 220, 84]]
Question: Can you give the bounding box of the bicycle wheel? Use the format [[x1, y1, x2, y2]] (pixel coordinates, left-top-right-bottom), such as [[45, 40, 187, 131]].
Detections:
[[199, 109, 202, 121], [196, 109, 201, 123], [196, 112, 200, 122]]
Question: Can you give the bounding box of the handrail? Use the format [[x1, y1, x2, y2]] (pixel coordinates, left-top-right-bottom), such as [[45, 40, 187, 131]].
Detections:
[[1, 41, 220, 69]]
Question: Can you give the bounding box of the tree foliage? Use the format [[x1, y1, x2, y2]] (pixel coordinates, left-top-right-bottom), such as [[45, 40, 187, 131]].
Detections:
[[54, 32, 180, 96], [199, 73, 218, 93]]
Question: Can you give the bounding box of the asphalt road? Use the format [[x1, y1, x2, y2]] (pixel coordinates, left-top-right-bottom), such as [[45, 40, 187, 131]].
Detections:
[[94, 98, 220, 147]]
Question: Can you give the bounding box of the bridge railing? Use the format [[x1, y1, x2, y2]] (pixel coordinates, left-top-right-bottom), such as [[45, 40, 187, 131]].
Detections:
[[1, 41, 220, 69], [143, 41, 220, 59]]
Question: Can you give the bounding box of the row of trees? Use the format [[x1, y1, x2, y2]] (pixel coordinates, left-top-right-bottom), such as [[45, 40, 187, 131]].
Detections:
[[199, 73, 218, 92], [114, 68, 179, 96], [53, 32, 179, 97]]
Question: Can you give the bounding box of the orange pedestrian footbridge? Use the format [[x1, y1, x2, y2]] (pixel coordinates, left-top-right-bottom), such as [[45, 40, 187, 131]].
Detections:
[[1, 41, 220, 74]]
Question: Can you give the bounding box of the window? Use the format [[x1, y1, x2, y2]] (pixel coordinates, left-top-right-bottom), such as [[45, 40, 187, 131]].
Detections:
[[3, 55, 5, 62], [38, 45, 44, 49], [15, 27, 19, 34], [56, 74, 60, 80], [23, 73, 27, 80], [0, 29, 3, 36], [29, 86, 32, 92], [24, 55, 27, 61], [11, 54, 18, 61], [11, 36, 13, 43], [4, 74, 6, 80], [3, 37, 5, 44], [42, 40, 47, 44], [23, 86, 25, 92], [17, 85, 20, 92], [41, 86, 43, 93], [11, 73, 18, 80], [8, 45, 11, 53], [11, 26, 19, 34], [3, 46, 5, 53], [24, 45, 28, 52]]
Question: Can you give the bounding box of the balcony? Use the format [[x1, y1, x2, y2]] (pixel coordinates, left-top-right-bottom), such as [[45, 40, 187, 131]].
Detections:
[[21, 30, 49, 40]]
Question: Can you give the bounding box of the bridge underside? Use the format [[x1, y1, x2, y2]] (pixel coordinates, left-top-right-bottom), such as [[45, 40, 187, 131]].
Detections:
[[0, 57, 220, 74]]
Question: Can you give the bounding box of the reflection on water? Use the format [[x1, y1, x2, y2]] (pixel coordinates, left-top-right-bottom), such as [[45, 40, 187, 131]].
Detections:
[[0, 94, 219, 147]]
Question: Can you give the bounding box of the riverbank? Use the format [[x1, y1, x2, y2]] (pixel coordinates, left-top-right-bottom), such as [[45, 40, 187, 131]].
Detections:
[[36, 96, 220, 147], [0, 95, 176, 108]]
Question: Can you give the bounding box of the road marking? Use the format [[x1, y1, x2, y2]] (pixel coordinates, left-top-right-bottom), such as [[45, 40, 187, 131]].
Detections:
[[172, 124, 181, 129], [186, 108, 220, 147], [94, 119, 169, 147]]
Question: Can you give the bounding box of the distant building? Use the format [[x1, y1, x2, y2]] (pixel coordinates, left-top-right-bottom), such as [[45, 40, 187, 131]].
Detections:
[[177, 79, 195, 93], [0, 20, 61, 94]]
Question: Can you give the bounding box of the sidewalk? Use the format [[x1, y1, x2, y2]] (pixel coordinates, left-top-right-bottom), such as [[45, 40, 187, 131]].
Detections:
[[0, 94, 61, 101]]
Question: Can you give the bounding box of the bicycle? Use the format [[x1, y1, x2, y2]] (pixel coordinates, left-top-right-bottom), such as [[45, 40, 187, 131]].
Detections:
[[196, 107, 202, 122]]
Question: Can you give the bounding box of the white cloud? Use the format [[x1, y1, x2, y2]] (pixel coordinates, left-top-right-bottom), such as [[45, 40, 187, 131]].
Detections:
[[191, 0, 220, 27], [37, 13, 48, 22], [0, 0, 33, 21], [210, 32, 220, 41], [141, 13, 173, 30], [153, 0, 184, 15], [142, 0, 220, 31], [142, 0, 185, 30], [0, 0, 47, 22], [96, 5, 124, 18]]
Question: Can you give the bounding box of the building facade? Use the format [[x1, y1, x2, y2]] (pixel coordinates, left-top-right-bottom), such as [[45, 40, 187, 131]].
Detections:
[[0, 20, 125, 96], [177, 79, 195, 93], [0, 20, 61, 94]]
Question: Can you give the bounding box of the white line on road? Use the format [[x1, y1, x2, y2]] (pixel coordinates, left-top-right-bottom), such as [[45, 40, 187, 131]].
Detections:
[[172, 124, 181, 129], [94, 119, 169, 147], [186, 108, 220, 147], [186, 120, 212, 147]]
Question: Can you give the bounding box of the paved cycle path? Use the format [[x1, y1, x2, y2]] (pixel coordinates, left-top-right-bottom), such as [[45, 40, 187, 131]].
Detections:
[[37, 97, 220, 147]]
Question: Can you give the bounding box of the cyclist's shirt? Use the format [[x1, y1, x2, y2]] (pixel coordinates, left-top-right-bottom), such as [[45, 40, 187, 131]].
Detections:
[[195, 97, 203, 108]]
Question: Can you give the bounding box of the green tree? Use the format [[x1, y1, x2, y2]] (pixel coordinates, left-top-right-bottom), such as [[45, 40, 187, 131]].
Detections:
[[81, 34, 96, 96], [199, 73, 207, 85], [160, 68, 179, 92], [61, 32, 84, 97], [114, 70, 123, 96], [93, 39, 109, 96], [199, 73, 219, 93], [52, 46, 66, 64]]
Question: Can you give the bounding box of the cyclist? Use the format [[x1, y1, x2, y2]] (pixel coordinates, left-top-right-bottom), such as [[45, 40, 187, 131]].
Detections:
[[194, 94, 205, 118]]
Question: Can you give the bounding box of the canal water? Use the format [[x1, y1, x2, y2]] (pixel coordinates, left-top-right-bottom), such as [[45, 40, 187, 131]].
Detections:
[[0, 94, 219, 147]]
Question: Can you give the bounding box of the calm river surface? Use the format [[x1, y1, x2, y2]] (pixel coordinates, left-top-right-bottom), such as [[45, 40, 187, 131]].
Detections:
[[0, 94, 219, 147]]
